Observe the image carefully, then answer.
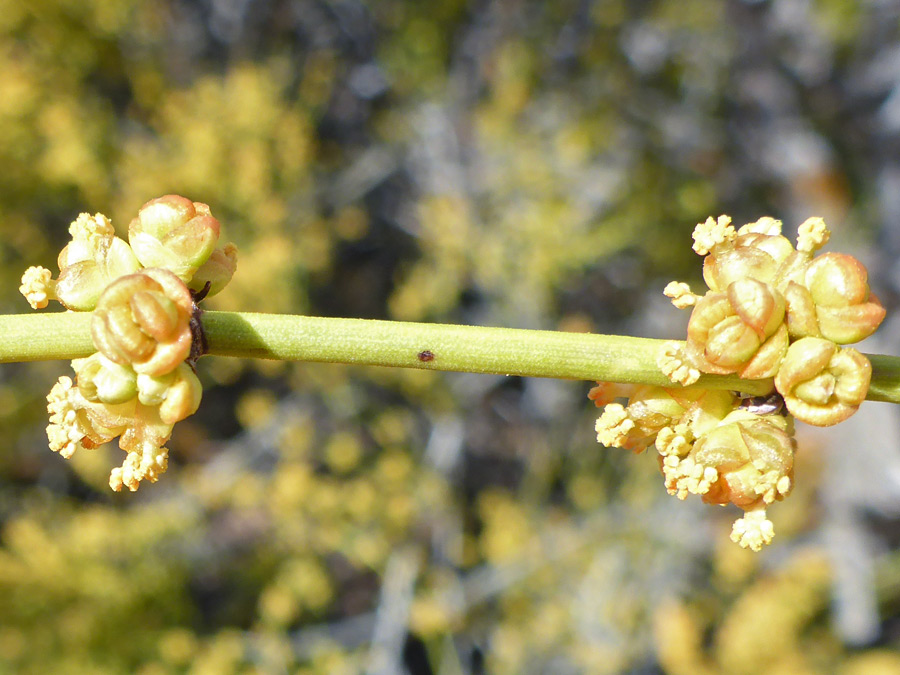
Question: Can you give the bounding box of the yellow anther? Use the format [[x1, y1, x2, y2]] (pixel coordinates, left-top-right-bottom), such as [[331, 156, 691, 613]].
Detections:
[[795, 216, 830, 254], [69, 212, 115, 241], [19, 266, 55, 309], [110, 444, 169, 492], [730, 509, 775, 552], [595, 403, 635, 447], [692, 215, 734, 255], [658, 342, 700, 386], [663, 281, 699, 309]]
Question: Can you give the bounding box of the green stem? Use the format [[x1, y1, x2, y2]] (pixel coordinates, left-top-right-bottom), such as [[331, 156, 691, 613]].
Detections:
[[202, 312, 772, 394], [1, 311, 898, 402], [0, 312, 94, 361]]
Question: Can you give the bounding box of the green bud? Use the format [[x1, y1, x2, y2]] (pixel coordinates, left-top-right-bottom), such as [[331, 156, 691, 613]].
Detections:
[[691, 411, 794, 509], [158, 364, 203, 425], [48, 213, 142, 311], [188, 242, 238, 297], [128, 195, 221, 282], [91, 268, 194, 376], [774, 337, 871, 426], [73, 353, 138, 405], [136, 370, 176, 407], [685, 280, 788, 379]]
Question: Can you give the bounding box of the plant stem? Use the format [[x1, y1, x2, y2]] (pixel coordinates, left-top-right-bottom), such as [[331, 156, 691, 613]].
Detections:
[[0, 312, 94, 362], [202, 312, 772, 393], [1, 311, 898, 402]]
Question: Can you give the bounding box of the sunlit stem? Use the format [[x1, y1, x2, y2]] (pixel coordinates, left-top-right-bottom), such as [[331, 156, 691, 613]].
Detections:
[[201, 312, 772, 393], [1, 311, 898, 401]]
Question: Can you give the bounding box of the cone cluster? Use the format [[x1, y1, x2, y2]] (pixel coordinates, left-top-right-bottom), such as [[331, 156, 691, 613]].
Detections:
[[592, 216, 885, 551], [21, 195, 237, 491], [661, 216, 882, 426]]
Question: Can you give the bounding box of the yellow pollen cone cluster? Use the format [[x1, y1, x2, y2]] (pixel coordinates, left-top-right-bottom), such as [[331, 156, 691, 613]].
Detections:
[[594, 216, 885, 551], [21, 195, 237, 491], [660, 215, 881, 427]]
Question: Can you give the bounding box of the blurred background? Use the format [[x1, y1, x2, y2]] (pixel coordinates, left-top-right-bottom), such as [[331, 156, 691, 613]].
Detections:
[[2, 0, 900, 672]]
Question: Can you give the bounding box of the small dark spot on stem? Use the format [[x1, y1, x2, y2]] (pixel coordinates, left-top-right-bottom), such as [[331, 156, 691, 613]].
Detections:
[[417, 350, 435, 362]]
